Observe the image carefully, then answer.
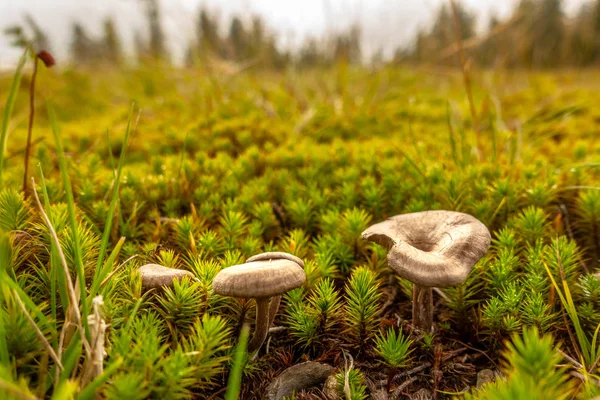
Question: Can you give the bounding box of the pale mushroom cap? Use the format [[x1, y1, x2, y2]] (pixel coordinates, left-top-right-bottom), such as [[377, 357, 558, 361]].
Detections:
[[138, 263, 194, 290], [212, 259, 306, 298], [362, 210, 491, 287], [246, 252, 305, 269]]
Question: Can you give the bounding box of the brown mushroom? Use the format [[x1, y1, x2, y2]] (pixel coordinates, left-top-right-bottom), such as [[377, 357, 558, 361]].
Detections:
[[138, 263, 194, 291], [245, 252, 305, 326], [212, 257, 306, 353], [362, 210, 491, 332]]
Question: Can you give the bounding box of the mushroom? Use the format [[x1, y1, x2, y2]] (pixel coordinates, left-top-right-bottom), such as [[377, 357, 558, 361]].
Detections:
[[362, 210, 491, 332], [138, 263, 194, 291], [245, 252, 305, 326], [212, 254, 306, 353]]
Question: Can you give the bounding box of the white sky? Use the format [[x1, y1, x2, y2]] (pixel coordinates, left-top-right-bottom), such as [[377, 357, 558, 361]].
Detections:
[[0, 0, 587, 66]]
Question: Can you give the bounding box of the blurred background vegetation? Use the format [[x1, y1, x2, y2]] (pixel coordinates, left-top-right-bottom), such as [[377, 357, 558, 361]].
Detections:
[[4, 0, 600, 70]]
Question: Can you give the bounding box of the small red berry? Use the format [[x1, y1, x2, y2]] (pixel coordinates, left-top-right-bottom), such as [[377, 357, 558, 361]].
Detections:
[[37, 50, 55, 68]]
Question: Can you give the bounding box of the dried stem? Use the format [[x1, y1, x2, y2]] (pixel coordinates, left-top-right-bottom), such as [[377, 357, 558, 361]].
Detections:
[[13, 290, 63, 370], [31, 178, 92, 359]]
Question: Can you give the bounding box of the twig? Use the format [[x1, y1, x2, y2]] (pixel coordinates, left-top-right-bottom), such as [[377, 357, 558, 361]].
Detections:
[[31, 179, 92, 359], [559, 349, 584, 370], [571, 371, 600, 387], [13, 290, 63, 370], [450, 339, 498, 368], [393, 362, 431, 381], [390, 376, 418, 399]]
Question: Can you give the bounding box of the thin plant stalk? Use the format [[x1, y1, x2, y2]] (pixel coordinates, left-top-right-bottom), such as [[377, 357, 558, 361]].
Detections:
[[225, 324, 250, 400], [22, 56, 38, 198], [46, 104, 89, 335], [12, 290, 63, 370], [449, 0, 481, 156], [94, 106, 138, 281], [31, 177, 92, 359], [0, 50, 28, 184]]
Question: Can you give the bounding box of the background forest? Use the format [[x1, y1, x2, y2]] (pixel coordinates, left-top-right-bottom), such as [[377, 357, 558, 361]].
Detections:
[[5, 0, 600, 69]]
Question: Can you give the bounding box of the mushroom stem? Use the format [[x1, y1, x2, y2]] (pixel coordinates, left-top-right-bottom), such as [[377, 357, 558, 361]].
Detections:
[[268, 295, 282, 327], [248, 297, 271, 353], [412, 284, 434, 332]]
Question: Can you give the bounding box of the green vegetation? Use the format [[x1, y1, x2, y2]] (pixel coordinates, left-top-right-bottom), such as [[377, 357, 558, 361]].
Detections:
[[0, 54, 599, 399]]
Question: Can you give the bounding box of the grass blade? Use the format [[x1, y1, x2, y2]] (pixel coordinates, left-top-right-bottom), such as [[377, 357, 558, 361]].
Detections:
[[89, 237, 125, 299], [94, 106, 136, 278], [0, 231, 11, 365], [46, 103, 89, 333], [76, 357, 123, 400], [0, 49, 28, 184], [542, 254, 590, 365], [224, 325, 250, 400]]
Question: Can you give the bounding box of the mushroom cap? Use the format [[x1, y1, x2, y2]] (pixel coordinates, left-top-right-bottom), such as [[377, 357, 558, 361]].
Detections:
[[138, 264, 194, 290], [362, 210, 491, 287], [246, 252, 305, 269], [212, 259, 306, 298]]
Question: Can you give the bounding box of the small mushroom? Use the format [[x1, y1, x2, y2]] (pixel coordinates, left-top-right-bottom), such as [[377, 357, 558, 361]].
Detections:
[[138, 263, 194, 291], [212, 256, 306, 353], [362, 210, 491, 332], [245, 252, 305, 326]]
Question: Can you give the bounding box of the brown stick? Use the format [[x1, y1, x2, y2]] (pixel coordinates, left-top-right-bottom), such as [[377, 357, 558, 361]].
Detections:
[[13, 290, 63, 370], [412, 284, 433, 332], [22, 56, 38, 198]]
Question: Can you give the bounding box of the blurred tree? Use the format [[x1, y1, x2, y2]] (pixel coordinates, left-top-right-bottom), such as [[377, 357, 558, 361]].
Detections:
[[249, 16, 265, 61], [102, 17, 122, 65], [228, 17, 247, 61], [402, 1, 475, 66], [133, 29, 148, 62], [197, 9, 223, 59], [3, 14, 51, 52], [299, 38, 324, 68], [478, 14, 500, 66], [569, 4, 597, 65], [144, 0, 168, 61], [432, 3, 475, 48], [533, 0, 564, 67], [71, 23, 98, 65], [333, 25, 362, 64]]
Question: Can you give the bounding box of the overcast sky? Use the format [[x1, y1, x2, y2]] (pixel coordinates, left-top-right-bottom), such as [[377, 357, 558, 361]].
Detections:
[[0, 0, 587, 66]]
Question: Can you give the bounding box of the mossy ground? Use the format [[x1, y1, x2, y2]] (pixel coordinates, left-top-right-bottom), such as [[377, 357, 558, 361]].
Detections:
[[0, 64, 599, 399]]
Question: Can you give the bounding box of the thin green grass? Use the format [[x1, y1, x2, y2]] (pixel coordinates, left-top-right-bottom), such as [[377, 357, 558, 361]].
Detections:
[[0, 49, 28, 183]]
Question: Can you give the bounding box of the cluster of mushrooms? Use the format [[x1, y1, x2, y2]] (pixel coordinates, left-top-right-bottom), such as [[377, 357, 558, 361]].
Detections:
[[139, 210, 491, 353]]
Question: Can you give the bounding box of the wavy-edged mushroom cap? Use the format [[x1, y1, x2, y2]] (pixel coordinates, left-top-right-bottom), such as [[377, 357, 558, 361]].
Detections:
[[246, 252, 305, 269], [138, 264, 194, 290], [212, 259, 306, 298], [362, 210, 491, 287]]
